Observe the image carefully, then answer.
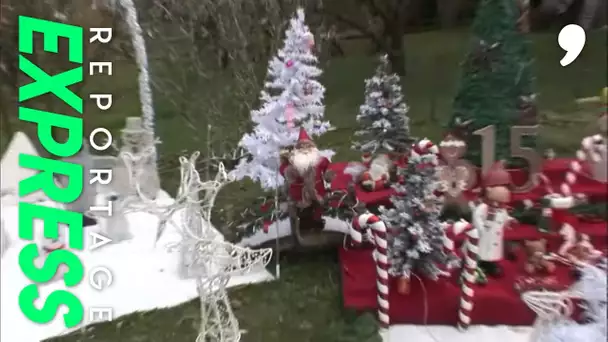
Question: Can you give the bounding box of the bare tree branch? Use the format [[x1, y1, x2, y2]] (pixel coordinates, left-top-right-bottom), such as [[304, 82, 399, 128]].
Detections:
[[320, 8, 385, 52]]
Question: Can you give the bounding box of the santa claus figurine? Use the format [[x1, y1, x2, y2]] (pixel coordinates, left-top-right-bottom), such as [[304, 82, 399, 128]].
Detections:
[[280, 127, 330, 228], [472, 161, 517, 278]]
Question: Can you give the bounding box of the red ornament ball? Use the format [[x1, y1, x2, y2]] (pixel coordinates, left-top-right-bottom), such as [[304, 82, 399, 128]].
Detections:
[[286, 60, 294, 68]]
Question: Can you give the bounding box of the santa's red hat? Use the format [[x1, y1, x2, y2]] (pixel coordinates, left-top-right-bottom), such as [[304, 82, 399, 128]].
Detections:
[[298, 127, 311, 142], [483, 161, 511, 188]]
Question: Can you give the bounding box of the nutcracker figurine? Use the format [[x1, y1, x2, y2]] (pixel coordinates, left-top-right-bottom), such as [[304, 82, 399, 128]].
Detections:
[[472, 161, 516, 278]]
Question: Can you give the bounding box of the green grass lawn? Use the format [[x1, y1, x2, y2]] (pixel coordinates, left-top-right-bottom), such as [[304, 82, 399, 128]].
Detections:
[[47, 29, 606, 342], [48, 252, 380, 342]]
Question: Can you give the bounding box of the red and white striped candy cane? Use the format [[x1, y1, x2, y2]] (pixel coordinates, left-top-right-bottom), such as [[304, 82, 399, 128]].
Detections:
[[523, 173, 578, 232], [533, 151, 589, 229], [538, 196, 580, 232], [523, 173, 556, 225], [349, 213, 390, 330], [519, 172, 556, 210], [562, 134, 606, 195], [442, 220, 478, 330]]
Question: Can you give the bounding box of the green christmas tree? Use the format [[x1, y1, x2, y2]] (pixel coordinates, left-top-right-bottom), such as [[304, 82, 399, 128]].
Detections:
[[449, 0, 537, 165]]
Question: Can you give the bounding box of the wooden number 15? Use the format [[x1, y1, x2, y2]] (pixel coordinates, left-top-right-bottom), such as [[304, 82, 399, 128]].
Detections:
[[473, 125, 540, 193]]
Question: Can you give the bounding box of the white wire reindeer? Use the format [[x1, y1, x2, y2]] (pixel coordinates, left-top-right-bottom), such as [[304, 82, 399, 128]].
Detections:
[[191, 238, 272, 342], [125, 151, 272, 341]]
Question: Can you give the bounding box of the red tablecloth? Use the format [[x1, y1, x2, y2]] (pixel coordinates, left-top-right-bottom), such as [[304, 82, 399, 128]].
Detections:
[[339, 219, 607, 325], [328, 158, 608, 207]]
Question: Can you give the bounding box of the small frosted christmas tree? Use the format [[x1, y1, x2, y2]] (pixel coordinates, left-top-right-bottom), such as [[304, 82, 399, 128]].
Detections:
[[353, 55, 411, 154], [231, 8, 333, 189], [379, 144, 457, 293]]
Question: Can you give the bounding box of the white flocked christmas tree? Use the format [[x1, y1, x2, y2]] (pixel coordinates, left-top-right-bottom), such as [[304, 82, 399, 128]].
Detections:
[[379, 145, 457, 285], [230, 8, 333, 189], [353, 55, 411, 154]]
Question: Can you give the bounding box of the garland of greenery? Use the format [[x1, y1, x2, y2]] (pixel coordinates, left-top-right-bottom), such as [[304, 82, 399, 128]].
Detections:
[[510, 202, 607, 226], [235, 188, 361, 238], [237, 189, 606, 239], [235, 194, 289, 239]]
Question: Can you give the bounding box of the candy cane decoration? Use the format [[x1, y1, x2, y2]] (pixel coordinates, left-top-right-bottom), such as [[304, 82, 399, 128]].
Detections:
[[528, 173, 563, 230], [520, 172, 582, 233], [537, 194, 585, 233], [518, 172, 555, 210], [442, 220, 478, 330], [562, 134, 607, 195], [349, 213, 390, 330]]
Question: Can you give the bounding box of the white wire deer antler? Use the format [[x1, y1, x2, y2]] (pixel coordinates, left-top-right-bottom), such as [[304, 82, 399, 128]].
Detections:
[[189, 238, 273, 278], [121, 150, 232, 243], [522, 290, 575, 320], [523, 261, 607, 342], [523, 264, 607, 318]]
